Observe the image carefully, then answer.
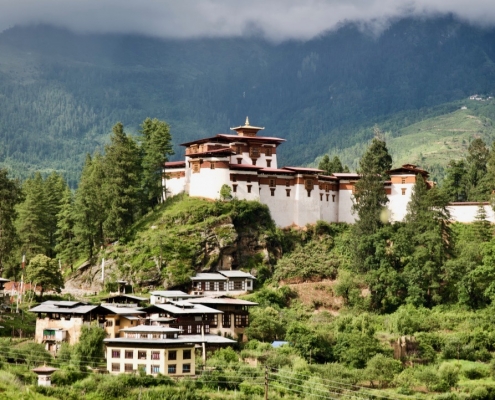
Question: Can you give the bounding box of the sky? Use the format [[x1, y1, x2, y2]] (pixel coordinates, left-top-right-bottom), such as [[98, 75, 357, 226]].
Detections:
[[1, 0, 495, 41]]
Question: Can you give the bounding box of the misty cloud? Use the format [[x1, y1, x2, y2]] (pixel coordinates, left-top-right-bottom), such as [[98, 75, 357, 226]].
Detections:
[[1, 0, 495, 41]]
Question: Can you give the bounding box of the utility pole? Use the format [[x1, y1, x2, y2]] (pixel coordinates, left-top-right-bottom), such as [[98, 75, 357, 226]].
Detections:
[[264, 365, 268, 400]]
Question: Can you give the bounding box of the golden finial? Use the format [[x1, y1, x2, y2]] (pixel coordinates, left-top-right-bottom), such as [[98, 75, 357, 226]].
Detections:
[[245, 116, 250, 126]]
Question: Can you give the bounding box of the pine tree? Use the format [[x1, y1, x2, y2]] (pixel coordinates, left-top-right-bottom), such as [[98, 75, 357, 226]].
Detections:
[[44, 172, 67, 258], [352, 137, 392, 237], [17, 173, 50, 259], [467, 138, 489, 199], [441, 160, 469, 202], [73, 154, 106, 258], [318, 155, 346, 175], [55, 187, 78, 271], [103, 122, 142, 241], [140, 118, 174, 207], [0, 169, 22, 275], [403, 176, 453, 306]]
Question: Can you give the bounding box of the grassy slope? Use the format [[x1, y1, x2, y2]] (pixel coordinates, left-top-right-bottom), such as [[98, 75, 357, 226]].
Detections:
[[322, 99, 495, 182]]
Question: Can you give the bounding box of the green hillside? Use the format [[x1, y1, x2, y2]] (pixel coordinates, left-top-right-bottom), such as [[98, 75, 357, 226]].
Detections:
[[1, 17, 495, 184], [321, 99, 495, 182]]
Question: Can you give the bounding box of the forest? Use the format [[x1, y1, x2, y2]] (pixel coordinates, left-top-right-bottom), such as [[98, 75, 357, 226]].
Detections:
[[2, 16, 495, 185], [2, 121, 495, 398]]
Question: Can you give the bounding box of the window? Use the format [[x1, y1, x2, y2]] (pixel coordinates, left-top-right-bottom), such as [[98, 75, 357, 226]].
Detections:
[[138, 365, 146, 373], [232, 175, 237, 182], [332, 194, 335, 202], [183, 350, 192, 360], [237, 158, 242, 164], [210, 162, 215, 169], [286, 180, 290, 187], [151, 351, 160, 360], [235, 314, 249, 327], [112, 350, 121, 358], [325, 184, 330, 192], [320, 193, 323, 201], [115, 319, 120, 326], [187, 325, 192, 334], [401, 188, 406, 195], [214, 281, 219, 291], [183, 364, 191, 373], [236, 145, 242, 154], [265, 147, 272, 156], [229, 281, 234, 290], [247, 280, 252, 288], [232, 184, 237, 193], [125, 350, 133, 359], [105, 320, 113, 327], [307, 190, 311, 197], [151, 365, 160, 374], [223, 313, 231, 327], [168, 350, 177, 361], [252, 159, 257, 166], [205, 281, 210, 291], [266, 160, 271, 167], [305, 179, 314, 190], [286, 189, 291, 197], [138, 351, 147, 360], [192, 162, 200, 173], [269, 179, 276, 187], [124, 364, 133, 372], [112, 363, 120, 372], [270, 188, 275, 197], [168, 365, 177, 374], [247, 185, 252, 193], [250, 147, 260, 157], [401, 178, 406, 184], [196, 325, 202, 334]]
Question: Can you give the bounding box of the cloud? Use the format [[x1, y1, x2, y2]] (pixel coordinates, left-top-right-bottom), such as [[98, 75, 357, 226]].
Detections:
[[1, 0, 495, 41]]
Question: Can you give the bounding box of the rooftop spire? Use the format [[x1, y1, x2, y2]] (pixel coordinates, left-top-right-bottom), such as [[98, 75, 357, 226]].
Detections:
[[245, 116, 250, 126]]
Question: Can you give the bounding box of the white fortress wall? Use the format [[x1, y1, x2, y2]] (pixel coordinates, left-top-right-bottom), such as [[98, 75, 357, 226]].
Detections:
[[260, 179, 295, 227], [337, 186, 356, 223], [448, 203, 495, 223], [293, 181, 322, 226], [164, 168, 186, 197], [231, 172, 261, 201], [387, 175, 416, 222], [189, 158, 231, 200]]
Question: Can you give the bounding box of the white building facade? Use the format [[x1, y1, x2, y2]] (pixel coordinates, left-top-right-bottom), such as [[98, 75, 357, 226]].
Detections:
[[163, 118, 494, 226]]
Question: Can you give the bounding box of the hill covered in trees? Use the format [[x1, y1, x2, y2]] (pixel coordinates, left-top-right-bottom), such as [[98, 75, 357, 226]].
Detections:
[[1, 16, 495, 184]]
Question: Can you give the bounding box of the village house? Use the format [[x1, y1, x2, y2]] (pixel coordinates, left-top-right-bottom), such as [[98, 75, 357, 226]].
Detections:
[[104, 325, 236, 376], [163, 118, 495, 226], [149, 290, 200, 305], [190, 270, 256, 296], [188, 296, 257, 341]]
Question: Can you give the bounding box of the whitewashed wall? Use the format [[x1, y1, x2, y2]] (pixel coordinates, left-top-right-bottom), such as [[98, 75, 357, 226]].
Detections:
[[337, 188, 356, 223], [260, 181, 295, 227], [388, 182, 415, 222], [163, 169, 186, 198], [189, 161, 231, 200], [448, 204, 495, 223]]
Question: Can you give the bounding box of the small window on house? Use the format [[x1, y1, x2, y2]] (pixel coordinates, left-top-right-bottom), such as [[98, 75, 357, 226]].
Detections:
[[112, 363, 120, 372], [305, 179, 314, 190], [125, 350, 133, 359], [187, 325, 192, 334], [326, 194, 330, 201], [168, 350, 177, 360], [252, 159, 257, 166], [151, 351, 160, 360], [237, 158, 242, 164], [168, 365, 177, 374], [192, 162, 200, 173], [270, 188, 275, 196], [138, 365, 146, 373], [286, 189, 291, 197], [124, 364, 133, 372], [266, 160, 272, 167], [183, 364, 191, 373], [269, 179, 276, 187], [401, 178, 406, 184], [265, 147, 272, 156], [307, 190, 311, 197], [151, 365, 160, 374], [210, 162, 215, 169], [286, 180, 290, 187], [115, 319, 120, 326], [232, 184, 237, 193], [332, 194, 335, 202], [401, 188, 406, 195], [236, 145, 242, 154], [247, 185, 252, 193], [205, 281, 210, 291], [183, 350, 192, 360], [112, 350, 121, 358], [320, 193, 323, 201], [232, 175, 237, 182], [138, 351, 147, 360]]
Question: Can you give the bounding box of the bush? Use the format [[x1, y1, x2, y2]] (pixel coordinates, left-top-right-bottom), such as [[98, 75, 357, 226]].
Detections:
[[438, 362, 460, 390], [239, 381, 264, 396], [463, 366, 489, 380]]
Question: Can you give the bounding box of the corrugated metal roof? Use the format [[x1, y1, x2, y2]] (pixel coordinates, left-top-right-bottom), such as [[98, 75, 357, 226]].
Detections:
[[119, 325, 181, 333], [145, 303, 222, 315], [100, 306, 145, 315], [188, 297, 258, 306], [218, 270, 256, 279], [190, 273, 227, 281], [29, 303, 99, 314]]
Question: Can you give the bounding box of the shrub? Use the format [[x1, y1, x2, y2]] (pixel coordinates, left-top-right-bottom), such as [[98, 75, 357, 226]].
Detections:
[[438, 362, 460, 390]]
